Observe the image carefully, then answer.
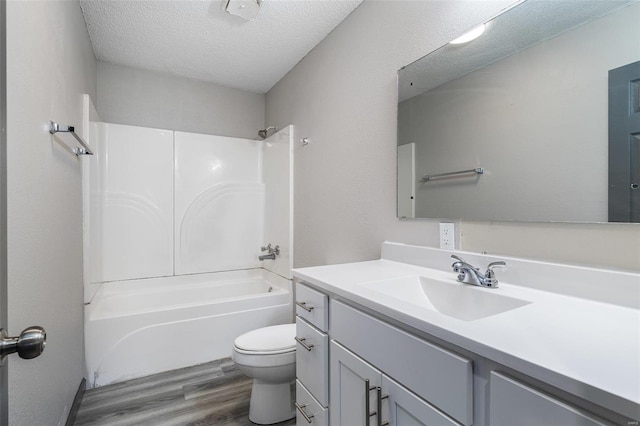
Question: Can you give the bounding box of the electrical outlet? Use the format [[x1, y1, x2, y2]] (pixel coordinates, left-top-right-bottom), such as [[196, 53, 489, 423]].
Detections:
[[439, 223, 455, 250]]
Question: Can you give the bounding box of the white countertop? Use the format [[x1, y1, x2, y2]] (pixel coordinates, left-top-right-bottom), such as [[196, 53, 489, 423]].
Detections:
[[293, 245, 640, 420]]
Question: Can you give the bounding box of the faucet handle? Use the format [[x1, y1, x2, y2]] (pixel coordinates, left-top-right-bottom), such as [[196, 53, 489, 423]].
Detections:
[[450, 255, 464, 272], [451, 255, 476, 273], [261, 244, 271, 252], [450, 254, 466, 267], [486, 261, 506, 272], [484, 261, 506, 287]]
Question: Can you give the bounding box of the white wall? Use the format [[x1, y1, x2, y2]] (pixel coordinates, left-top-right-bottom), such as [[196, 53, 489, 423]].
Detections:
[[266, 0, 640, 271], [97, 62, 265, 139], [6, 0, 97, 424], [401, 5, 639, 222]]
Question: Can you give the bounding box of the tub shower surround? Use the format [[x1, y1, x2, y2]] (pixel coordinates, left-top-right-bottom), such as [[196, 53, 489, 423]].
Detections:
[[83, 122, 294, 387]]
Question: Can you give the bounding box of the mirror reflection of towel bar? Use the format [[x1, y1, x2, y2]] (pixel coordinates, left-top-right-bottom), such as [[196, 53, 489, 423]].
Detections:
[[49, 121, 94, 156], [421, 167, 483, 182]]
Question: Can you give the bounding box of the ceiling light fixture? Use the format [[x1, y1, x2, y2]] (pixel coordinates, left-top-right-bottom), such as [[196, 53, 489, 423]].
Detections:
[[222, 0, 263, 21], [449, 24, 486, 45]]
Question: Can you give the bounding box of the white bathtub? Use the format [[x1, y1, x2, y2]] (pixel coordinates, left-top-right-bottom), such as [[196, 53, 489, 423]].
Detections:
[[84, 268, 292, 387]]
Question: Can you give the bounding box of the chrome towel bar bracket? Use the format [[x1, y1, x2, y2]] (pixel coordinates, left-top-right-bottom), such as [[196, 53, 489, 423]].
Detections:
[[49, 120, 94, 156]]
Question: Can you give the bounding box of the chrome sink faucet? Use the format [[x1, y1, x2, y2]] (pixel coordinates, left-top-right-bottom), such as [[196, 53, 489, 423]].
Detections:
[[450, 255, 506, 288]]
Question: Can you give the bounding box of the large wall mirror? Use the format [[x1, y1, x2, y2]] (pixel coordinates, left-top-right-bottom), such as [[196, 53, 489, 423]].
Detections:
[[397, 0, 640, 223]]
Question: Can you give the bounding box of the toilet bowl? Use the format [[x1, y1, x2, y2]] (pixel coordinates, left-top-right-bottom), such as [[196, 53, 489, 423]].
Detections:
[[232, 323, 296, 424]]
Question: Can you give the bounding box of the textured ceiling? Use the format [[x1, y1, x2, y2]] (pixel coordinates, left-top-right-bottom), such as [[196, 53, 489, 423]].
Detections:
[[80, 0, 362, 93]]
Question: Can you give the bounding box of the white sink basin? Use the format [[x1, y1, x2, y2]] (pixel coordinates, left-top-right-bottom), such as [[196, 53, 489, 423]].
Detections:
[[360, 276, 531, 321]]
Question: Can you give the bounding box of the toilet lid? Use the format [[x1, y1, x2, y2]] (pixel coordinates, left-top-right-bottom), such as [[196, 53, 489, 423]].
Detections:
[[234, 323, 296, 352]]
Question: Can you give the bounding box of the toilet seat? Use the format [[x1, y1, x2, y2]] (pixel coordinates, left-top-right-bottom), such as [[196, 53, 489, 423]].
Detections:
[[233, 346, 295, 356], [232, 323, 296, 368], [233, 323, 296, 354], [232, 347, 296, 368]]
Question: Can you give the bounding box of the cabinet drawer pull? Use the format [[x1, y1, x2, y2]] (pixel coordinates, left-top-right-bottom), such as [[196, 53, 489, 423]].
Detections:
[[295, 402, 315, 423], [295, 336, 314, 351], [365, 379, 378, 426], [377, 386, 389, 426], [296, 301, 314, 312]]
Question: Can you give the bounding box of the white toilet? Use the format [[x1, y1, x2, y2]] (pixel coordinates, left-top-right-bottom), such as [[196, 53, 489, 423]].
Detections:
[[232, 323, 296, 424]]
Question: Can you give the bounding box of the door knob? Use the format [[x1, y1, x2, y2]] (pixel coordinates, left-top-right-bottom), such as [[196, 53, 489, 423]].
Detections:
[[0, 326, 46, 364]]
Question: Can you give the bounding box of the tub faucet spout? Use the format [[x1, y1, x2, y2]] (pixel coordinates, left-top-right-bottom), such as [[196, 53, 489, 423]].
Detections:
[[259, 244, 280, 261]]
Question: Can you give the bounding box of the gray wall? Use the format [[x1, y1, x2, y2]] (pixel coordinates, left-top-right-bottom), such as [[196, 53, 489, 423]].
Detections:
[[97, 62, 265, 139], [400, 4, 639, 222], [6, 1, 97, 424], [266, 0, 640, 271]]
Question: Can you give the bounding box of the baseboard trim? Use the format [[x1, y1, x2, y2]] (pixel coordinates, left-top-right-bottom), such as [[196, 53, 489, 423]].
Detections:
[[65, 378, 86, 426]]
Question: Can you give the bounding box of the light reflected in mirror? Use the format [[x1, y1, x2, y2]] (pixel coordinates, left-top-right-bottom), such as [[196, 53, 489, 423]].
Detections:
[[397, 0, 640, 223]]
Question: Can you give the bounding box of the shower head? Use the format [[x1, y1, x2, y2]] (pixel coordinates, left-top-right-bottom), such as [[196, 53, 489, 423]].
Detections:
[[258, 126, 277, 139]]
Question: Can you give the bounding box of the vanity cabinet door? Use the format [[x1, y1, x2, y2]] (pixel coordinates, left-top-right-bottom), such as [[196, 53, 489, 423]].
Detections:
[[332, 300, 473, 425], [330, 341, 383, 426], [331, 341, 462, 426], [382, 375, 462, 426], [489, 372, 612, 426]]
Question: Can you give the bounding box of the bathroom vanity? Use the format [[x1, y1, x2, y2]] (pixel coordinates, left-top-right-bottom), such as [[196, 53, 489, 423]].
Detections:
[[293, 242, 640, 425]]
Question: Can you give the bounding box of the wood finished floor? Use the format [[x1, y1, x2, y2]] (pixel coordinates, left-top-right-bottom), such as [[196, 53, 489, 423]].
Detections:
[[74, 359, 297, 426]]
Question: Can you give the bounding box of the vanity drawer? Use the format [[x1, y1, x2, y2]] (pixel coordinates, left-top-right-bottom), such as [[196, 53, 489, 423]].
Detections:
[[295, 282, 329, 331], [331, 300, 473, 426], [489, 372, 612, 426], [296, 380, 328, 426], [296, 317, 329, 406]]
